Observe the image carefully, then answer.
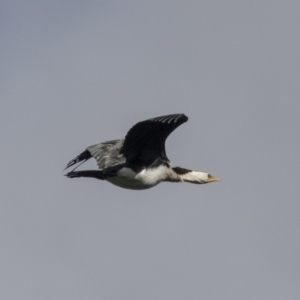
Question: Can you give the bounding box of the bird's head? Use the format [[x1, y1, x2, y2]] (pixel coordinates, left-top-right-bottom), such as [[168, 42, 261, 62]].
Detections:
[[176, 170, 220, 184], [171, 167, 220, 184]]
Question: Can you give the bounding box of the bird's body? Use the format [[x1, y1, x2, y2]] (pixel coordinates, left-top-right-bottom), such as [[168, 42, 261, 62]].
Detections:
[[106, 164, 171, 190], [65, 114, 219, 190]]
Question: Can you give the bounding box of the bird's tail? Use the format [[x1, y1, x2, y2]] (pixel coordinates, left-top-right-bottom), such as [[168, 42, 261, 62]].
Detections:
[[65, 170, 104, 180], [65, 150, 92, 170]]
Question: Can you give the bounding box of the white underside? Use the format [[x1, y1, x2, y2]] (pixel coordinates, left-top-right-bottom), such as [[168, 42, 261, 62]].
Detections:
[[106, 165, 170, 190]]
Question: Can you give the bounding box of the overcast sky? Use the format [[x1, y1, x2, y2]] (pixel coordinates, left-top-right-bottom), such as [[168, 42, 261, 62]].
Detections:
[[1, 1, 300, 299]]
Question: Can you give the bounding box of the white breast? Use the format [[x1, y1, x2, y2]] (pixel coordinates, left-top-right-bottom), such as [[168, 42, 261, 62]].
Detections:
[[106, 165, 170, 190]]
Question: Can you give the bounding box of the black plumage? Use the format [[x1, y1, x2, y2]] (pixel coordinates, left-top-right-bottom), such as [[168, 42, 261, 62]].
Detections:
[[120, 114, 188, 168]]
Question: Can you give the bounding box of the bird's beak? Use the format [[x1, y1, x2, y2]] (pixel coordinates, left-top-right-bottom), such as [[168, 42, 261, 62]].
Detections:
[[207, 174, 220, 183]]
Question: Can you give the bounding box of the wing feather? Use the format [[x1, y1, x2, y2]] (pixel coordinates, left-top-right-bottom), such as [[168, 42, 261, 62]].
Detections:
[[120, 114, 188, 167], [87, 139, 125, 169]]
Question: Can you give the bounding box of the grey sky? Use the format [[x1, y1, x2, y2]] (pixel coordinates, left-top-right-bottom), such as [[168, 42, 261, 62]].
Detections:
[[1, 1, 300, 299]]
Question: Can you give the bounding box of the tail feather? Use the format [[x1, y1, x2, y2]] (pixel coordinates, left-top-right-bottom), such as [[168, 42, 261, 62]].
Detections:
[[65, 170, 104, 180], [65, 150, 92, 170]]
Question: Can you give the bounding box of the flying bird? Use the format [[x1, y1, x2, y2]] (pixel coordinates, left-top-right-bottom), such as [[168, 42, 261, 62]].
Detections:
[[65, 114, 220, 190]]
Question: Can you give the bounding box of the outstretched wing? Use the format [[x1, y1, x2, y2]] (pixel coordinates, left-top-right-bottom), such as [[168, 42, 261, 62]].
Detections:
[[87, 139, 125, 169], [65, 139, 125, 171], [120, 114, 188, 167]]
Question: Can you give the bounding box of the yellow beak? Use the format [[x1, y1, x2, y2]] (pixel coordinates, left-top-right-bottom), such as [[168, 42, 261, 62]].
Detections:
[[207, 175, 221, 183]]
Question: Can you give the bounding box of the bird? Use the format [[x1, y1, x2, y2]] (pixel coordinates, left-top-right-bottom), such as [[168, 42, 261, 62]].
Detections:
[[64, 113, 220, 190]]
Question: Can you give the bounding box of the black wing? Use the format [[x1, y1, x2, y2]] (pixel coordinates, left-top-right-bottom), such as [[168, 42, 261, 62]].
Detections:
[[120, 114, 188, 167]]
